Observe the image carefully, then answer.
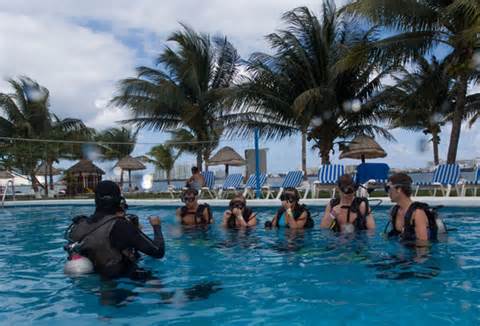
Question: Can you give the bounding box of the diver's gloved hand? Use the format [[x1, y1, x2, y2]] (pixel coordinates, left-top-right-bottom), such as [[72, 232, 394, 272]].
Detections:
[[148, 216, 161, 227]]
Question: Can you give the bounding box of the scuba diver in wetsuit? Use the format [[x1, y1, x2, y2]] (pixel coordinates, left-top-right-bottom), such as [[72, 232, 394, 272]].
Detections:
[[222, 195, 257, 228], [64, 180, 165, 279], [320, 174, 375, 233], [176, 188, 213, 226], [385, 173, 446, 245], [264, 188, 314, 229]]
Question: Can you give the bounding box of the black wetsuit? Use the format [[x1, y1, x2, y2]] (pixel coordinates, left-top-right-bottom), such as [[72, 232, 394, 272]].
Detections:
[[69, 211, 165, 279]]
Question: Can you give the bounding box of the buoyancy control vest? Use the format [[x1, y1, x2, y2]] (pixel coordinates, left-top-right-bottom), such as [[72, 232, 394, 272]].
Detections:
[[179, 203, 213, 225], [329, 197, 370, 232], [226, 207, 254, 228], [388, 202, 445, 241], [275, 204, 314, 228], [65, 214, 125, 276]]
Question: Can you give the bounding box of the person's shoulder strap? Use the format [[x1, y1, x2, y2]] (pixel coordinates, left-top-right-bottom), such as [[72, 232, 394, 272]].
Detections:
[[403, 202, 428, 227], [353, 197, 369, 209], [410, 201, 429, 211], [179, 206, 188, 217], [197, 203, 213, 223], [77, 215, 118, 241], [243, 207, 254, 221], [330, 198, 340, 208]]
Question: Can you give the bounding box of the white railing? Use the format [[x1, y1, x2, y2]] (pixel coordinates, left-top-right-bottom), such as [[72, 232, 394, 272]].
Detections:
[[1, 180, 15, 208]]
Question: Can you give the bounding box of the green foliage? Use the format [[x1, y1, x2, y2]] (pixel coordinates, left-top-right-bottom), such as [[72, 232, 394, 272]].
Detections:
[[112, 24, 240, 169], [227, 2, 393, 163], [96, 127, 138, 161], [143, 144, 181, 184], [344, 0, 480, 163], [0, 76, 90, 190]]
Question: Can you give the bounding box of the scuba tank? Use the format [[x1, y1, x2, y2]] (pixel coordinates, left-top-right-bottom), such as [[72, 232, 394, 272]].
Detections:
[[63, 241, 94, 275]]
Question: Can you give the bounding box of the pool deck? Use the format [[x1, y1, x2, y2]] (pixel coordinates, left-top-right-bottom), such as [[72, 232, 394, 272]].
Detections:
[[2, 196, 479, 207]]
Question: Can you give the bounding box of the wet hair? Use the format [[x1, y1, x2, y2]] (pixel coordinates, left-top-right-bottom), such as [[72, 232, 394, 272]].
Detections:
[[95, 180, 122, 214], [281, 187, 300, 202], [191, 166, 199, 174], [337, 174, 355, 187], [229, 194, 246, 209], [388, 173, 413, 197], [181, 188, 198, 200]]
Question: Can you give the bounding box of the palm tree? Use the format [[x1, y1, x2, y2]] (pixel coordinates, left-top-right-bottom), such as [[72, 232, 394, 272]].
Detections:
[[143, 145, 181, 185], [0, 77, 88, 195], [344, 0, 480, 163], [380, 56, 454, 165], [112, 24, 240, 170], [166, 128, 220, 171], [228, 2, 392, 165], [96, 126, 138, 185]]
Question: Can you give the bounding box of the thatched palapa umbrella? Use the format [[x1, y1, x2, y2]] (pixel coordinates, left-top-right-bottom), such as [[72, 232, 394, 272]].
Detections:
[[36, 161, 62, 196], [339, 135, 386, 163], [65, 159, 105, 193], [207, 146, 246, 176], [114, 155, 146, 188], [36, 161, 62, 177]]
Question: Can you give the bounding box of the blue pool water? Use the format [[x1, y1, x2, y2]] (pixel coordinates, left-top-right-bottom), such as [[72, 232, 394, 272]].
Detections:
[[0, 204, 479, 325]]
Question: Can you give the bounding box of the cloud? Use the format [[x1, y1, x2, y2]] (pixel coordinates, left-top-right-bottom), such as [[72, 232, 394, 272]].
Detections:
[[1, 0, 349, 57], [0, 11, 135, 125], [2, 0, 478, 172]]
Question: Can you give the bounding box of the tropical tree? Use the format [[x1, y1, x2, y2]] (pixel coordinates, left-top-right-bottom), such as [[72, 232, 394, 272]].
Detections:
[[143, 144, 181, 185], [0, 77, 89, 195], [227, 2, 392, 165], [96, 126, 138, 185], [166, 128, 220, 171], [344, 0, 480, 163], [112, 24, 240, 170], [380, 56, 454, 165]]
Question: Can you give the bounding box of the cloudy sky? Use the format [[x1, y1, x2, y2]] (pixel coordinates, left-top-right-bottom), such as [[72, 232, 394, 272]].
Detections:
[[1, 0, 479, 176]]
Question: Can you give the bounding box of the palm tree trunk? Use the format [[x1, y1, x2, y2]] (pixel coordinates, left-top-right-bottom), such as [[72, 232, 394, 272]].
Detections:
[[120, 169, 124, 187], [447, 74, 468, 164], [203, 151, 210, 172], [301, 132, 307, 180], [432, 129, 440, 166], [44, 172, 48, 197], [30, 173, 40, 194], [48, 161, 54, 191], [196, 151, 203, 171], [167, 170, 171, 185], [319, 140, 332, 165]]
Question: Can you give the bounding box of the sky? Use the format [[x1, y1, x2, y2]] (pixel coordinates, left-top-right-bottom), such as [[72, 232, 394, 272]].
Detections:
[[1, 0, 480, 177]]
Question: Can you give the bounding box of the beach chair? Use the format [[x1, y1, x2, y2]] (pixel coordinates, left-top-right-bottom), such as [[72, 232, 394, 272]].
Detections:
[[266, 170, 307, 200], [216, 173, 243, 199], [414, 164, 460, 197], [167, 184, 182, 199], [242, 173, 267, 199], [355, 163, 390, 197], [460, 167, 480, 196], [312, 164, 345, 198], [199, 171, 215, 199]]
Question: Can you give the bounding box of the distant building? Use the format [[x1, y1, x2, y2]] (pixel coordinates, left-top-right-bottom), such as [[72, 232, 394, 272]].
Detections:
[[245, 149, 267, 178], [154, 163, 192, 180]]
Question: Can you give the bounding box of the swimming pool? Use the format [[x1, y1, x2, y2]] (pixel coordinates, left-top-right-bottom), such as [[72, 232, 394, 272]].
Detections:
[[0, 204, 479, 325]]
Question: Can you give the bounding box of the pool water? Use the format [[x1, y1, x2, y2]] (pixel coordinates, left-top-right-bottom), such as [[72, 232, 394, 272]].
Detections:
[[0, 204, 479, 325]]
